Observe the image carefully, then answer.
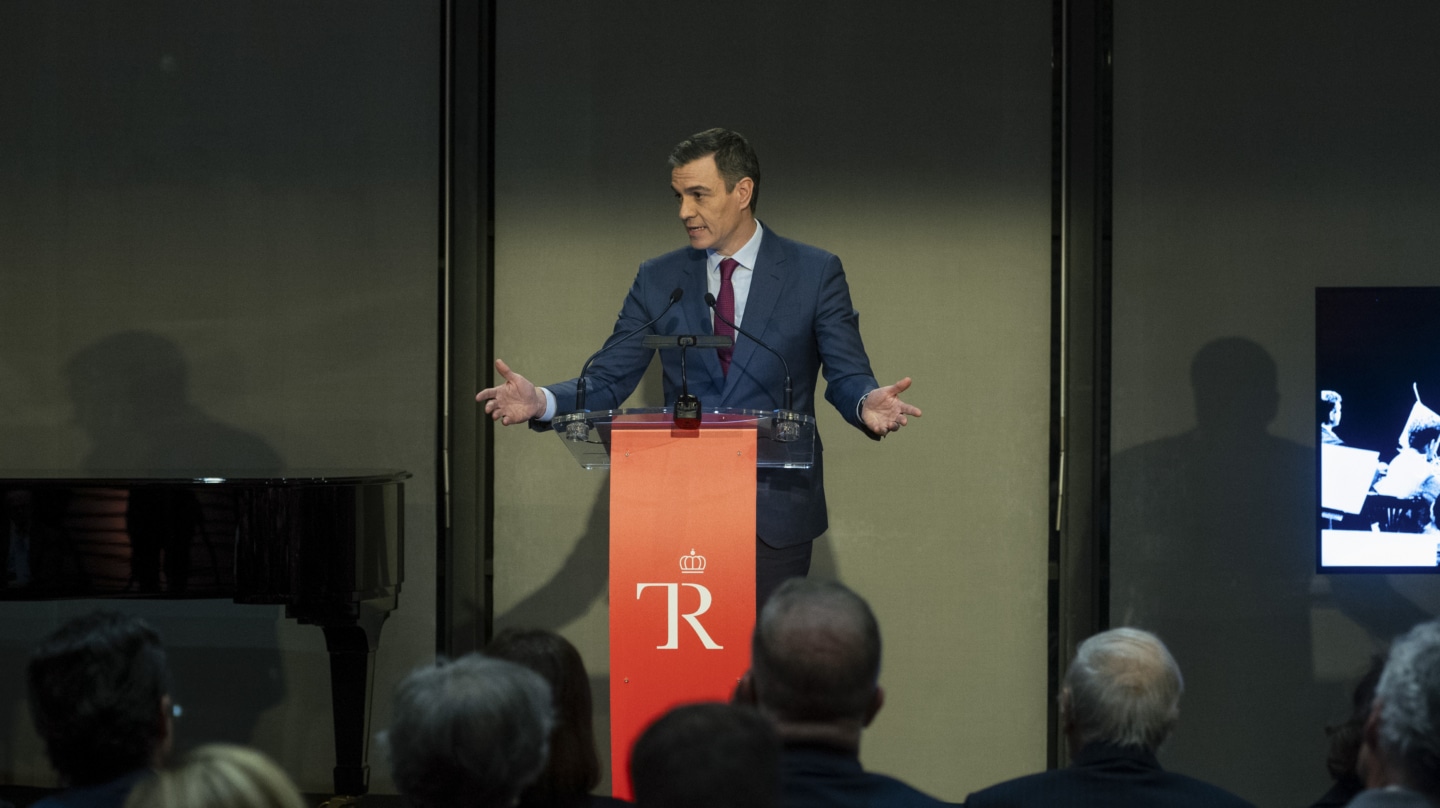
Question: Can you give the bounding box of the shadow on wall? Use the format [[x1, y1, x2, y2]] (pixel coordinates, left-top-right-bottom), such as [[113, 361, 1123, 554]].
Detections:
[[0, 331, 289, 779], [1111, 336, 1435, 808], [66, 330, 282, 471]]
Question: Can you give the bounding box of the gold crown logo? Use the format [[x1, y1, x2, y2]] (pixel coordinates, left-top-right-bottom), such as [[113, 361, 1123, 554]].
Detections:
[[679, 549, 706, 573]]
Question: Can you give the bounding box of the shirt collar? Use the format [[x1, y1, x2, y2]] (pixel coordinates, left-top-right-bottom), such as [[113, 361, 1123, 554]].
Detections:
[[708, 220, 764, 272]]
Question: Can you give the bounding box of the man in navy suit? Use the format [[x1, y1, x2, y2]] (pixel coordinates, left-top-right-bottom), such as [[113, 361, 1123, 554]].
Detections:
[[477, 128, 920, 605], [963, 628, 1253, 808]]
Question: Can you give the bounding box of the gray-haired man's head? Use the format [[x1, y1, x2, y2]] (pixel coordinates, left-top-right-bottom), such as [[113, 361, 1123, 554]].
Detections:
[[1062, 627, 1183, 755], [384, 654, 555, 808], [1368, 619, 1440, 798]]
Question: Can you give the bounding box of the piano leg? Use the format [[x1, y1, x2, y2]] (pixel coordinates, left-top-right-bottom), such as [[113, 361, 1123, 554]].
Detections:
[[303, 597, 394, 797]]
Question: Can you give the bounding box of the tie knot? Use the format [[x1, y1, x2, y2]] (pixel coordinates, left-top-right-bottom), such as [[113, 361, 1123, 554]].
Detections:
[[718, 257, 739, 281]]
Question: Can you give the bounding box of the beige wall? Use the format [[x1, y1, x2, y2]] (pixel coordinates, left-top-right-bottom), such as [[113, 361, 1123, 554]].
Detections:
[[491, 3, 1052, 800]]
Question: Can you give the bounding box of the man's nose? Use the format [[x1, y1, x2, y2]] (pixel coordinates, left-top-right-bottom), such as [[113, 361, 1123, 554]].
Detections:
[[678, 197, 695, 219]]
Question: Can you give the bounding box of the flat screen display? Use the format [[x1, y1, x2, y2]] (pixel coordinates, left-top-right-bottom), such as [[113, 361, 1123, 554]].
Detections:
[[1318, 287, 1440, 571]]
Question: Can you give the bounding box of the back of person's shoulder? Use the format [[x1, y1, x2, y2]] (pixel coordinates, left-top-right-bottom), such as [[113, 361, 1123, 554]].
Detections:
[[1163, 771, 1257, 808], [962, 769, 1063, 808], [863, 771, 956, 808]]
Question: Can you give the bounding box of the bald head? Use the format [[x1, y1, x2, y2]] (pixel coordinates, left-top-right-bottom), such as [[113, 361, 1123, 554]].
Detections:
[[1063, 628, 1183, 753], [750, 579, 880, 724]]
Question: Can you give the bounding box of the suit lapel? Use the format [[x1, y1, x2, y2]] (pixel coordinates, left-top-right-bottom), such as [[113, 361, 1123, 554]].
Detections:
[[722, 228, 786, 403], [676, 250, 725, 387]]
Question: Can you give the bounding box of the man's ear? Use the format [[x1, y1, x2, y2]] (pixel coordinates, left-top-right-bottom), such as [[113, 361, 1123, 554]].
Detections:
[[154, 694, 175, 765], [734, 177, 754, 211], [862, 686, 885, 728], [1360, 701, 1386, 788], [733, 671, 758, 706]]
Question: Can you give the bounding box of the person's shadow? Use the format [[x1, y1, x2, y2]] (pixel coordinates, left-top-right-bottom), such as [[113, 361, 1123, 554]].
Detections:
[[66, 330, 282, 472], [1111, 337, 1332, 806], [0, 330, 288, 775]]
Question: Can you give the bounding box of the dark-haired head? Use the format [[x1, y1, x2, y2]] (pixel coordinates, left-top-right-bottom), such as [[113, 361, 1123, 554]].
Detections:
[[27, 609, 173, 786], [485, 628, 600, 807], [749, 578, 881, 726], [631, 702, 779, 808], [669, 128, 761, 214]]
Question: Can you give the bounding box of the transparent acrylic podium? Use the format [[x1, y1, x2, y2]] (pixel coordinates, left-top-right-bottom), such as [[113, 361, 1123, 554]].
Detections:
[[550, 407, 816, 470]]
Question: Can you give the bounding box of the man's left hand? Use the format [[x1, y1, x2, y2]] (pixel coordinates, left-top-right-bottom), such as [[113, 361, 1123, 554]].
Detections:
[[861, 377, 922, 437]]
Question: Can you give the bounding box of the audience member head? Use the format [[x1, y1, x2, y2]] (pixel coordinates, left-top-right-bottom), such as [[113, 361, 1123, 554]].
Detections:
[[1363, 619, 1440, 798], [384, 653, 555, 808], [1323, 654, 1385, 789], [26, 609, 173, 786], [122, 744, 306, 808], [743, 578, 883, 743], [631, 702, 780, 808], [668, 128, 761, 213], [1061, 627, 1182, 755], [484, 628, 601, 807]]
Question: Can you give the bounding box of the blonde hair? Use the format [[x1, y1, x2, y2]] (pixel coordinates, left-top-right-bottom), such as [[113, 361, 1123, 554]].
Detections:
[[124, 744, 306, 808]]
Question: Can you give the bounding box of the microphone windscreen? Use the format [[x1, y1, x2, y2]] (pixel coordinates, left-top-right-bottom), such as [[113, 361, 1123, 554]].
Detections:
[[670, 287, 684, 303], [704, 292, 717, 308]]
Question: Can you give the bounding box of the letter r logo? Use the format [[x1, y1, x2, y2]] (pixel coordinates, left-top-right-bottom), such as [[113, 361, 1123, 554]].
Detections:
[[636, 583, 723, 650]]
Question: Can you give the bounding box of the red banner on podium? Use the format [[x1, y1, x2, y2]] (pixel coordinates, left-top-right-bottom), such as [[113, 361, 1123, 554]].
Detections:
[[608, 420, 757, 799]]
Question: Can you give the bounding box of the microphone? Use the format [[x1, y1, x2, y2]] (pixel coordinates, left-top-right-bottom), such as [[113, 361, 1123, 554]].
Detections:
[[576, 287, 683, 412], [705, 292, 793, 413]]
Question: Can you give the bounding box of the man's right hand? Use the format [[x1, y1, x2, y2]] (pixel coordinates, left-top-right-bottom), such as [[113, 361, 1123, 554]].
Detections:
[[476, 358, 547, 425]]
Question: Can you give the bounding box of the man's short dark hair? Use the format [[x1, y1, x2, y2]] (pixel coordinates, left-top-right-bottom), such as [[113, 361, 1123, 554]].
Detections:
[[26, 609, 171, 786], [668, 128, 762, 213], [750, 578, 881, 723], [631, 702, 780, 808], [383, 654, 555, 808]]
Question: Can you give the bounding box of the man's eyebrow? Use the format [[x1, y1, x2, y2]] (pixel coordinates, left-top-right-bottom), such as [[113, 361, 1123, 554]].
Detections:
[[676, 183, 712, 194]]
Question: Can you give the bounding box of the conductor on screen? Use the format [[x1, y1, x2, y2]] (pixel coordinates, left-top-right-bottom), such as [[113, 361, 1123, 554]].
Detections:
[[476, 127, 921, 607]]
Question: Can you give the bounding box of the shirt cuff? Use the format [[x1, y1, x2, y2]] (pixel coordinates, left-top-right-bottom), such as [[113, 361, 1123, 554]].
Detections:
[[540, 387, 558, 422]]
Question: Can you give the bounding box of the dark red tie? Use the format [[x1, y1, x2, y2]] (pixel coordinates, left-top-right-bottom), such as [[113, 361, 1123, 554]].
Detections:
[[715, 258, 738, 374]]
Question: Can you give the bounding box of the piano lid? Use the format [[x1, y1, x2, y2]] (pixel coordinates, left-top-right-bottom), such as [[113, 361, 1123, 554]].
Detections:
[[0, 470, 409, 602]]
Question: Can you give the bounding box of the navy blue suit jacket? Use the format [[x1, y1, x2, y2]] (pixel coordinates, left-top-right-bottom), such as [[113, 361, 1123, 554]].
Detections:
[[542, 226, 879, 548], [780, 741, 955, 808], [963, 744, 1255, 808]]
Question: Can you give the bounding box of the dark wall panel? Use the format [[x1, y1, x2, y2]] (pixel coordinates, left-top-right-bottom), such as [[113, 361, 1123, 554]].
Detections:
[[1111, 3, 1440, 806], [0, 1, 439, 793]]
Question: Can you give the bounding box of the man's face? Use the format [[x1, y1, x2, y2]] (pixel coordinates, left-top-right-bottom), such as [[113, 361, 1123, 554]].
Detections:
[[672, 154, 754, 256]]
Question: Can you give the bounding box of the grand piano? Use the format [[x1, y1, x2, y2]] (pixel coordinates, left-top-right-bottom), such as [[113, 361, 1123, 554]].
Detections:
[[0, 470, 408, 797]]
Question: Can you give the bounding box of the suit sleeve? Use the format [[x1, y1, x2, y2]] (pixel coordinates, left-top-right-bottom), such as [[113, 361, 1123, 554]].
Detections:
[[813, 254, 881, 437]]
